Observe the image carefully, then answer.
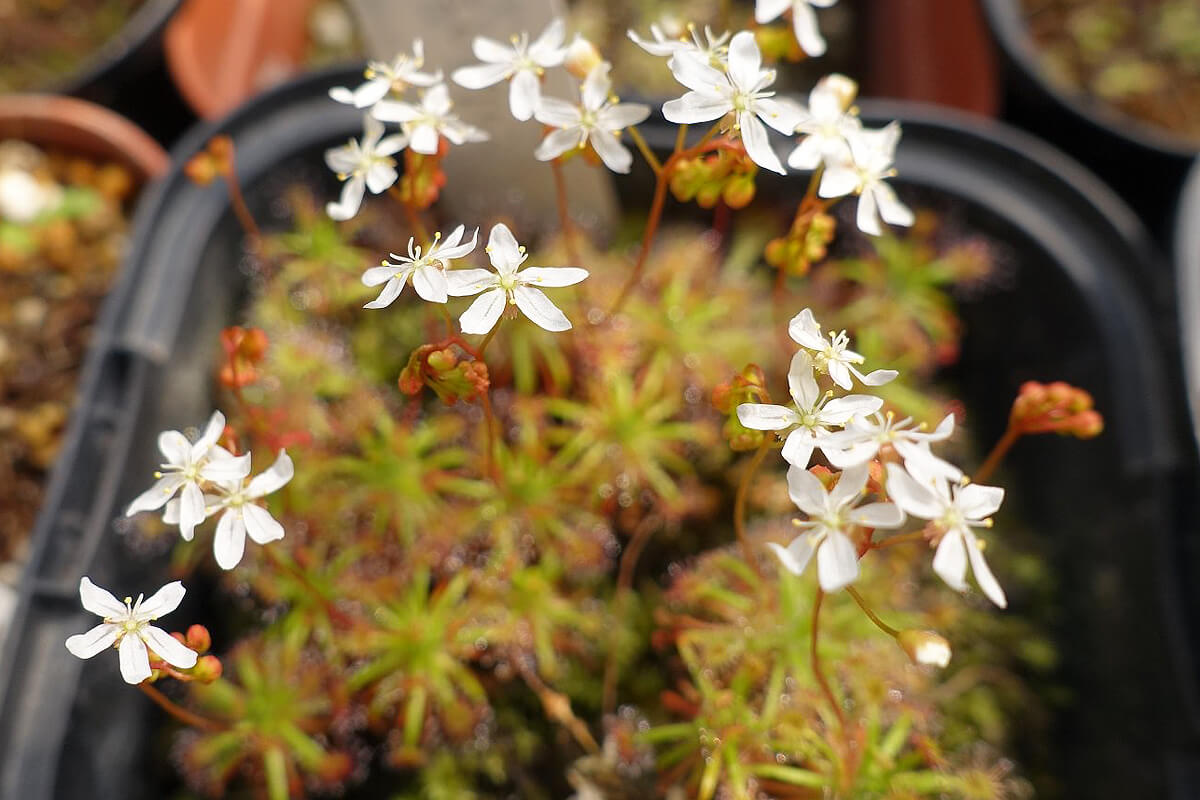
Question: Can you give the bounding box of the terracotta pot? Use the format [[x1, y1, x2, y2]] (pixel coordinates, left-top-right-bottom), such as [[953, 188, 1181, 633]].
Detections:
[[165, 0, 319, 119], [0, 95, 168, 182], [861, 0, 1000, 116]]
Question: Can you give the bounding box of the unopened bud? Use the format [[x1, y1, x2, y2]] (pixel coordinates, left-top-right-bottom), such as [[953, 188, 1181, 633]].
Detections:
[[1073, 410, 1104, 438], [816, 74, 859, 111], [722, 173, 756, 209], [426, 348, 457, 372], [897, 629, 952, 668], [564, 36, 604, 80], [186, 624, 212, 653], [192, 654, 223, 683]]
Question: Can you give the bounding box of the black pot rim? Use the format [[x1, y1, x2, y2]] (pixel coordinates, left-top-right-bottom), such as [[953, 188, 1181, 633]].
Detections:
[[48, 0, 181, 97], [1176, 158, 1200, 447], [980, 0, 1198, 159]]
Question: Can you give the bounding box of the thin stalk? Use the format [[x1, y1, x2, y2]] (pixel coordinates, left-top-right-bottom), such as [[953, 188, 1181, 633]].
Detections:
[[223, 156, 261, 246], [871, 530, 928, 550], [626, 125, 662, 174], [975, 425, 1020, 484], [480, 389, 499, 483], [138, 682, 225, 732], [389, 185, 430, 245], [845, 586, 900, 638], [609, 122, 724, 316], [602, 513, 662, 714], [733, 440, 770, 576], [476, 322, 501, 360], [550, 158, 580, 266], [810, 588, 847, 731]]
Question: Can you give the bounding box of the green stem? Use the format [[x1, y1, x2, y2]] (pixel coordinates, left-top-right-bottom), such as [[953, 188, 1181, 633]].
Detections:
[[845, 586, 900, 638], [733, 440, 770, 576]]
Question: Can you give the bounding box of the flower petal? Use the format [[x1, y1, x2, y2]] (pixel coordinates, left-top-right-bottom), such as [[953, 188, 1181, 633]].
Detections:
[[142, 625, 198, 669], [820, 394, 883, 424], [412, 264, 450, 303], [965, 532, 1008, 608], [530, 18, 567, 63], [829, 463, 869, 508], [873, 182, 915, 228], [471, 35, 513, 63], [736, 403, 798, 431], [818, 164, 859, 198], [247, 450, 294, 498], [362, 264, 401, 287], [66, 623, 119, 659], [509, 69, 541, 121], [855, 185, 882, 236], [884, 463, 944, 519], [79, 577, 127, 618], [126, 473, 185, 515], [786, 464, 828, 516], [213, 511, 246, 570], [769, 537, 815, 576], [513, 285, 572, 331], [787, 350, 820, 409], [726, 31, 763, 90], [118, 633, 152, 684], [452, 61, 511, 90], [135, 580, 186, 619], [409, 123, 440, 155], [780, 429, 816, 467], [365, 162, 398, 194], [535, 127, 585, 162], [932, 530, 969, 591], [157, 430, 191, 465], [755, 0, 793, 24], [667, 52, 727, 93], [518, 266, 588, 287], [177, 481, 207, 541], [816, 532, 859, 592], [791, 1, 828, 57], [739, 113, 785, 174], [849, 502, 905, 529], [600, 103, 651, 130], [486, 223, 524, 275], [459, 288, 508, 335], [327, 174, 365, 220], [364, 276, 406, 309], [534, 97, 582, 128], [445, 268, 499, 297], [243, 503, 286, 545], [956, 482, 1004, 520], [589, 128, 633, 173], [860, 367, 899, 386], [199, 451, 252, 483], [663, 92, 731, 124]]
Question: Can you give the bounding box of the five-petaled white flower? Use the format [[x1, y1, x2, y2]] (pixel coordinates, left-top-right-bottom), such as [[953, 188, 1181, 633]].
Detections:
[[788, 307, 898, 389], [451, 19, 568, 121], [324, 114, 407, 221], [754, 0, 838, 57], [770, 463, 904, 592], [329, 40, 442, 108], [65, 577, 197, 684], [818, 122, 915, 236], [885, 461, 1007, 607], [534, 62, 650, 174], [125, 410, 249, 542], [196, 450, 294, 570], [736, 350, 881, 467], [824, 411, 959, 477], [445, 223, 588, 334], [373, 83, 489, 155], [361, 224, 479, 308], [662, 31, 802, 175], [787, 73, 861, 171], [628, 23, 729, 66]]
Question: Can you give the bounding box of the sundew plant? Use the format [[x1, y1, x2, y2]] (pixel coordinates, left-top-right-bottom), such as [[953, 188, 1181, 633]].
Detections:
[[68, 4, 1105, 798]]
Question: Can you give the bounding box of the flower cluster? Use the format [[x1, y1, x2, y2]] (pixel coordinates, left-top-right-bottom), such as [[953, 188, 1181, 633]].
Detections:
[[741, 308, 1007, 610]]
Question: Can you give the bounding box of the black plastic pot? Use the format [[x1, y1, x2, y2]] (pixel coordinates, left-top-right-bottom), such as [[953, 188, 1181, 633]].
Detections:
[[54, 0, 192, 144], [0, 66, 1192, 798], [980, 0, 1197, 247]]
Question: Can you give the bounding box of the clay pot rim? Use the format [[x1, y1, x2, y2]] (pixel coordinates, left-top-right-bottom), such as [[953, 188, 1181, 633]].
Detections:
[[0, 94, 168, 182], [981, 0, 1199, 158]]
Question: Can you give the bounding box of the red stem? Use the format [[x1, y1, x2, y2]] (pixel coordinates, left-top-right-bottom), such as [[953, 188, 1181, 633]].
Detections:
[[138, 682, 225, 732]]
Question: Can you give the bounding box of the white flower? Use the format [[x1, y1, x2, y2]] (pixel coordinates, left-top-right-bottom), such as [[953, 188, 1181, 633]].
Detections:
[[204, 450, 293, 570], [770, 463, 904, 592], [736, 350, 881, 467], [361, 224, 479, 308], [324, 115, 407, 221], [373, 83, 490, 155], [786, 73, 862, 170], [825, 411, 960, 478], [754, 0, 838, 57], [788, 307, 898, 390], [533, 63, 650, 174], [885, 462, 1007, 608], [451, 19, 568, 121], [329, 40, 442, 108], [445, 223, 587, 334], [661, 31, 802, 175], [818, 122, 915, 236], [125, 411, 250, 541], [897, 629, 952, 668], [65, 578, 197, 684], [628, 23, 729, 66]]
